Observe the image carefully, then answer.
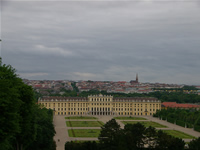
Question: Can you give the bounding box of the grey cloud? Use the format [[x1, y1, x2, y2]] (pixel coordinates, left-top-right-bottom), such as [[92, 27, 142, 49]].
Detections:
[[2, 1, 200, 84]]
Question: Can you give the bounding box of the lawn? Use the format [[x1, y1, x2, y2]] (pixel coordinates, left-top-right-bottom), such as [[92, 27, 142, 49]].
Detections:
[[69, 140, 99, 143], [68, 129, 101, 137], [114, 116, 147, 120], [65, 116, 97, 119], [66, 121, 104, 127], [122, 121, 167, 128], [163, 130, 196, 139]]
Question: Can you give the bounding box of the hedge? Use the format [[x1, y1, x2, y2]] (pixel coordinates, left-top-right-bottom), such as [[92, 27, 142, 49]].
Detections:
[[167, 117, 175, 124], [176, 120, 185, 127], [186, 123, 193, 128], [194, 125, 200, 132]]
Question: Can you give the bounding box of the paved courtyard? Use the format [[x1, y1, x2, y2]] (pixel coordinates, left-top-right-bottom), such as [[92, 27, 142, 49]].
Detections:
[[53, 115, 200, 150]]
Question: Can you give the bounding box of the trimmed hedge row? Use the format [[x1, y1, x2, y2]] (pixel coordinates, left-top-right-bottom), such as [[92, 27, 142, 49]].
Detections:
[[194, 125, 200, 132], [176, 120, 185, 127]]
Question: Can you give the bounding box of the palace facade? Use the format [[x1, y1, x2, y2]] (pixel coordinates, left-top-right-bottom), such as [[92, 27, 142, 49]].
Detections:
[[38, 94, 161, 116]]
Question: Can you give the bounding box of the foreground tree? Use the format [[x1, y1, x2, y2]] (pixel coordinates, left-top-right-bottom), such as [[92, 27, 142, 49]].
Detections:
[[188, 137, 200, 150], [155, 130, 185, 150], [0, 58, 56, 150], [98, 119, 123, 150], [0, 59, 23, 149], [124, 123, 146, 149], [28, 107, 56, 150]]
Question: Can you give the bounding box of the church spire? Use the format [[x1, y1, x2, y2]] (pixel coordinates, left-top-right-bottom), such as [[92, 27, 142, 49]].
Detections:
[[136, 73, 138, 82]]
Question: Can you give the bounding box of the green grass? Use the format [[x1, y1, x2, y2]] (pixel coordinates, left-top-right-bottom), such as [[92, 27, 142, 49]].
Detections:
[[114, 116, 147, 120], [122, 121, 167, 128], [68, 140, 99, 143], [66, 121, 104, 127], [68, 129, 101, 137], [65, 116, 97, 120], [163, 130, 196, 139]]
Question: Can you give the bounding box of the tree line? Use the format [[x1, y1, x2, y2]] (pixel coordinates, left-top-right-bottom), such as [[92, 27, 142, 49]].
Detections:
[[65, 119, 200, 150], [153, 108, 200, 132], [0, 58, 56, 150], [46, 87, 200, 104]]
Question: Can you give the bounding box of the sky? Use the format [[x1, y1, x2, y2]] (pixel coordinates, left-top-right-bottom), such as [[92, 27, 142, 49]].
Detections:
[[1, 0, 200, 85]]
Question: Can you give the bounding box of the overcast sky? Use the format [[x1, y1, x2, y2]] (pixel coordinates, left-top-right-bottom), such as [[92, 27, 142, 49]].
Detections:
[[1, 0, 200, 85]]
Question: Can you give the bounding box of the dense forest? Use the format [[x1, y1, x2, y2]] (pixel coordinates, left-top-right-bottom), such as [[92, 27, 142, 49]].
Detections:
[[153, 109, 200, 132], [65, 119, 200, 150], [0, 58, 56, 150]]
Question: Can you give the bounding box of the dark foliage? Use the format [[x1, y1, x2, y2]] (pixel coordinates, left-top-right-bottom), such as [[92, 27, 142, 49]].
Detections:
[[154, 108, 200, 132], [0, 59, 56, 150]]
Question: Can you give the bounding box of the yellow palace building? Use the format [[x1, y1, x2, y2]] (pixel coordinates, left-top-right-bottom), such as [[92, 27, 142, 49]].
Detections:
[[38, 94, 161, 116]]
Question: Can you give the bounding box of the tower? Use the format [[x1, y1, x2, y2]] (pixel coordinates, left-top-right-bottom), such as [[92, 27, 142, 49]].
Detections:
[[136, 73, 138, 83]]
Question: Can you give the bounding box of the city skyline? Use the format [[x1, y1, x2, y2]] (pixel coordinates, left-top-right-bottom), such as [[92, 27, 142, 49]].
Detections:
[[1, 0, 200, 85]]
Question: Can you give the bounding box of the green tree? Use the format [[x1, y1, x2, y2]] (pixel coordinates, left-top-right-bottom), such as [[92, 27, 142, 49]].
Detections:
[[155, 130, 185, 150], [188, 137, 200, 150], [14, 84, 37, 150], [0, 59, 22, 149], [124, 123, 146, 149], [0, 58, 56, 150], [29, 108, 56, 150], [98, 119, 122, 150]]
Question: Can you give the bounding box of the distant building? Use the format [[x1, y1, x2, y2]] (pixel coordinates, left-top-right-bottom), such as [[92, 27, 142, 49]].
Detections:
[[162, 102, 200, 110], [130, 73, 139, 85], [38, 94, 161, 116]]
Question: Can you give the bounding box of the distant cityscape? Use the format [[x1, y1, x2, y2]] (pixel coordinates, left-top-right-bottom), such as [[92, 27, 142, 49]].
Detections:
[[23, 74, 200, 96]]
